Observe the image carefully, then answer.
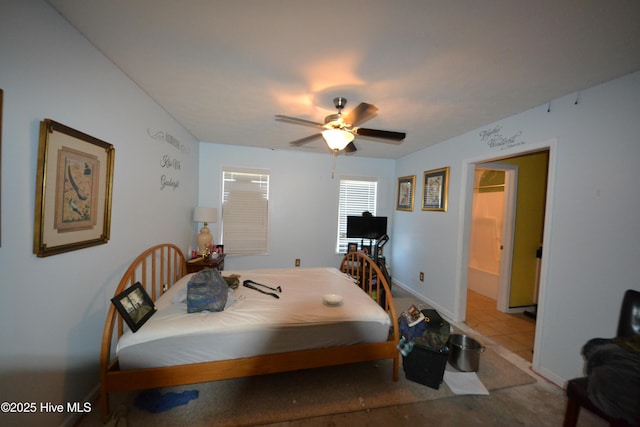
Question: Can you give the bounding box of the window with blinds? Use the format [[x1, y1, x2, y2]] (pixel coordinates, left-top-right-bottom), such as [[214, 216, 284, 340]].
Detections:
[[336, 178, 377, 253], [221, 168, 270, 255]]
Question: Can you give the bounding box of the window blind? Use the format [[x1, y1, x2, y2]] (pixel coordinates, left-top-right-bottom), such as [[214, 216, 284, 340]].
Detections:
[[336, 178, 377, 253], [221, 168, 270, 255]]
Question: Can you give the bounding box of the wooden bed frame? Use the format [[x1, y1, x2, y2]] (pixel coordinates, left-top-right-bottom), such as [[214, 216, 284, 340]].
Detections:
[[99, 243, 399, 419]]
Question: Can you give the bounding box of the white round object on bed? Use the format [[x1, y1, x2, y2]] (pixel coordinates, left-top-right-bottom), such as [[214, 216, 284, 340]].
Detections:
[[323, 293, 343, 306]]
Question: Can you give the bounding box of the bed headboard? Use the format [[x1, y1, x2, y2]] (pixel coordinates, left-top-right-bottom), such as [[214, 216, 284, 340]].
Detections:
[[101, 243, 186, 374]]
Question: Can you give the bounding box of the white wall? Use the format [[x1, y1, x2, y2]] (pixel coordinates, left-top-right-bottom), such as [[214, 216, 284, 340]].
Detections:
[[392, 71, 640, 386], [0, 2, 199, 426], [1, 2, 639, 423], [198, 143, 395, 270]]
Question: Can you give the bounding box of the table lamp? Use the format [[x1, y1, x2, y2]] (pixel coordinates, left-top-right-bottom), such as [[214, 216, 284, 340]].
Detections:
[[193, 207, 217, 256]]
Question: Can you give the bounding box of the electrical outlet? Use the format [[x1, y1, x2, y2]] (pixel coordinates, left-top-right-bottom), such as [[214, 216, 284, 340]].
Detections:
[[295, 258, 301, 267], [419, 272, 424, 282]]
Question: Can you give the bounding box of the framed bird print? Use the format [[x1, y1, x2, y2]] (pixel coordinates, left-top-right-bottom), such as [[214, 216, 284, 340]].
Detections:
[[33, 119, 115, 257]]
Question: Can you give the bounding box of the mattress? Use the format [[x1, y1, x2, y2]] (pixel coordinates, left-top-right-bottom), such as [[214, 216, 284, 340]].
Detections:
[[117, 267, 391, 369]]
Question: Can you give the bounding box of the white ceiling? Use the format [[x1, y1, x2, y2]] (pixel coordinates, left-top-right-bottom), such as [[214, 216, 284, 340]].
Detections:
[[48, 0, 640, 159]]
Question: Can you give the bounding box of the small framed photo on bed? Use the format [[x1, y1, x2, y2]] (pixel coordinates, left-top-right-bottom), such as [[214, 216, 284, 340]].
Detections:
[[111, 282, 156, 332]]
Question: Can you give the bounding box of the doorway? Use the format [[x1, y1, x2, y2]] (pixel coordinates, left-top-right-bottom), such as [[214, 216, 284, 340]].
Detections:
[[463, 149, 550, 362]]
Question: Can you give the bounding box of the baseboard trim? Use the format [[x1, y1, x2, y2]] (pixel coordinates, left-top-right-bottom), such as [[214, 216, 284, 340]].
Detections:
[[59, 383, 100, 427]]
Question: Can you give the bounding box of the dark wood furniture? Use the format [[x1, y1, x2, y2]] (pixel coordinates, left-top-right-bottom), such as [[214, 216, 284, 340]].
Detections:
[[185, 253, 226, 273]]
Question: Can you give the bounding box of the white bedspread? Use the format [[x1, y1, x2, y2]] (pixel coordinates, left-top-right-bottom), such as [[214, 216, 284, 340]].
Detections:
[[117, 267, 391, 369]]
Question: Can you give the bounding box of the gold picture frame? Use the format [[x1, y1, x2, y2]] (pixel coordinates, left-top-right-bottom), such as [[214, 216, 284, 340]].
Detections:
[[34, 119, 115, 257], [396, 175, 415, 211], [422, 167, 449, 212]]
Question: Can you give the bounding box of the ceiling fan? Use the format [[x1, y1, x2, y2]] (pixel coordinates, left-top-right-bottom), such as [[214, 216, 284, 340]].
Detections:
[[275, 97, 406, 153]]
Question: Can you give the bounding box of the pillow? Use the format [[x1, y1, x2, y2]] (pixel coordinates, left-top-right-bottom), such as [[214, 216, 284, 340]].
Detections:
[[172, 286, 188, 304], [187, 268, 228, 313]]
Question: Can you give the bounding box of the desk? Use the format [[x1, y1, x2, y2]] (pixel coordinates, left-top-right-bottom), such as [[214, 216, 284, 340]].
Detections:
[[186, 254, 226, 274]]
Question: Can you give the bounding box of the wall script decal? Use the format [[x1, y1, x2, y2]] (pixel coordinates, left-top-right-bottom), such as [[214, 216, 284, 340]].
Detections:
[[148, 128, 186, 191], [147, 129, 190, 154], [479, 125, 524, 150]]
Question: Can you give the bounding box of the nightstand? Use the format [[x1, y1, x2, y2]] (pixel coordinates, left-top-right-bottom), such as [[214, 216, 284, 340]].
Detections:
[[186, 254, 226, 274]]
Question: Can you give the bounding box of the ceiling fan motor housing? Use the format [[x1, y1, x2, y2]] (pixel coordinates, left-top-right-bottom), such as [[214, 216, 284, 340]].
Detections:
[[333, 97, 347, 111], [324, 97, 348, 126]]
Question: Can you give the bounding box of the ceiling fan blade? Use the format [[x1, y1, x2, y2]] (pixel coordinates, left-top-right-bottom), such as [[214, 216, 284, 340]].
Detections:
[[354, 128, 406, 142], [275, 115, 324, 129], [344, 142, 357, 153], [289, 133, 322, 146], [343, 103, 378, 126]]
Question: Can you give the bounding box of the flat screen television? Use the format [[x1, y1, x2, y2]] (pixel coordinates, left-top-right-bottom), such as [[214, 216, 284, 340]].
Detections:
[[346, 215, 387, 239]]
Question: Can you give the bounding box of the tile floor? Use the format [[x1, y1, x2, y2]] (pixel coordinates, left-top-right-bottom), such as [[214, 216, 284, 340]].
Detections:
[[465, 290, 536, 362]]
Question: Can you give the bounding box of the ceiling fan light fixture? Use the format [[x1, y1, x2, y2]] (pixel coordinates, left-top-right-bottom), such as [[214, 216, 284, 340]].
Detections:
[[277, 97, 405, 153], [321, 129, 354, 151]]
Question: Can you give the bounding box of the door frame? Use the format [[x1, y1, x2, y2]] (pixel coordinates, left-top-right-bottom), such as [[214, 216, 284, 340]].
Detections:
[[455, 138, 557, 371]]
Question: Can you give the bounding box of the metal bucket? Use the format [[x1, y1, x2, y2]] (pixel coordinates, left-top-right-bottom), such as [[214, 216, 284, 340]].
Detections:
[[447, 334, 485, 372]]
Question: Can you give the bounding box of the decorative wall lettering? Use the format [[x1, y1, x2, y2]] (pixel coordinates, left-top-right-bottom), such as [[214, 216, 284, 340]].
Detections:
[[147, 128, 190, 154], [479, 125, 524, 150], [148, 128, 187, 191], [161, 154, 181, 170], [160, 175, 179, 190]]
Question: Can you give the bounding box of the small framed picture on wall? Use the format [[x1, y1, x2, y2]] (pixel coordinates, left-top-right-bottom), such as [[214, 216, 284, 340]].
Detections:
[[422, 167, 449, 212], [396, 175, 415, 211]]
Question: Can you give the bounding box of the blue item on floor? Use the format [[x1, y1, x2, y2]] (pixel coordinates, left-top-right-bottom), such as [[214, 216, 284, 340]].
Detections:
[[134, 389, 199, 413]]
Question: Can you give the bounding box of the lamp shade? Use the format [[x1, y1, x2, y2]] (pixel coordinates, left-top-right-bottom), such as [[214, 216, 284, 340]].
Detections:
[[322, 129, 354, 151], [193, 207, 217, 225]]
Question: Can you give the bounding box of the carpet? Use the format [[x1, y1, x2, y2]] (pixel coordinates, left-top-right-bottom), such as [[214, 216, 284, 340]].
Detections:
[[95, 348, 535, 427]]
